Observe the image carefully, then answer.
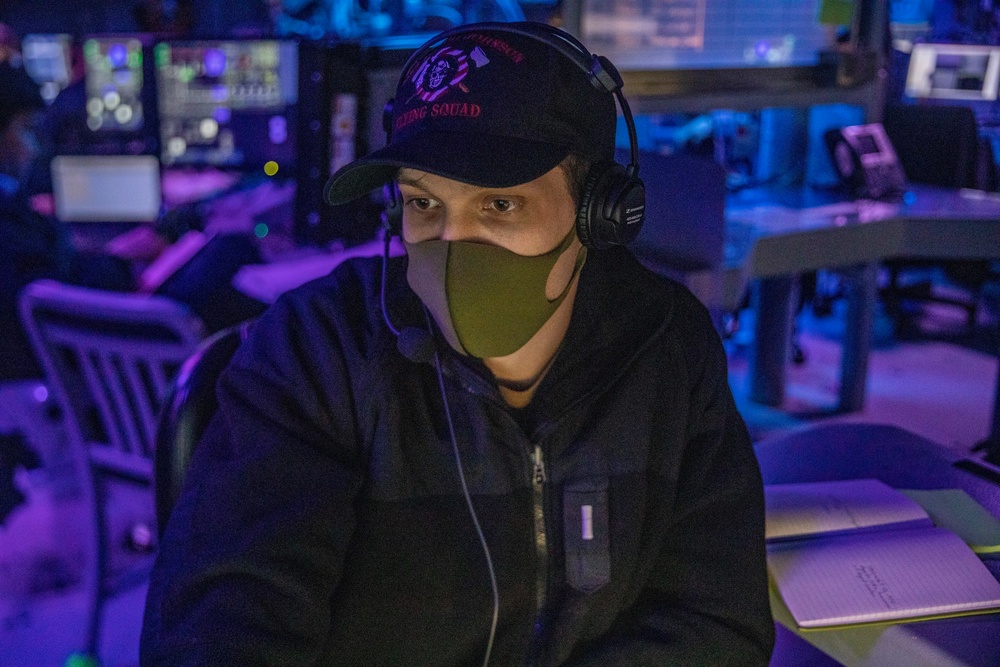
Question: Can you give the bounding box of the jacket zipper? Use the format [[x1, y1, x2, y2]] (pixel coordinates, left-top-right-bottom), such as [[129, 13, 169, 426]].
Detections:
[[532, 444, 548, 646]]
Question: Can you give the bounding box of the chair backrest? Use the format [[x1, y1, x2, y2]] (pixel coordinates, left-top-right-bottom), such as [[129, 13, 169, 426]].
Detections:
[[154, 320, 252, 535], [623, 148, 727, 277], [19, 280, 206, 479], [882, 103, 996, 191]]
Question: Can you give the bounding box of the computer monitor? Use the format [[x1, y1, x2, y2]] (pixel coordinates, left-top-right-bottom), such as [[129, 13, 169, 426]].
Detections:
[[22, 34, 72, 103], [83, 36, 147, 132], [905, 43, 1000, 101], [51, 155, 162, 223], [154, 39, 299, 171], [581, 0, 834, 69]]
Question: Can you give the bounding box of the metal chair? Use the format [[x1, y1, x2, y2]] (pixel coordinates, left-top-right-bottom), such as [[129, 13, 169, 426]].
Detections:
[[18, 279, 205, 661]]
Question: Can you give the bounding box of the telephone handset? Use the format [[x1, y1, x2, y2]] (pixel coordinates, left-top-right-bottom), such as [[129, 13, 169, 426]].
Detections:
[[824, 123, 907, 200]]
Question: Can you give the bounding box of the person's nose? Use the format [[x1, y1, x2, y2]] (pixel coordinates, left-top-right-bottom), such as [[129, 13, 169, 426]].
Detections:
[[436, 210, 480, 243]]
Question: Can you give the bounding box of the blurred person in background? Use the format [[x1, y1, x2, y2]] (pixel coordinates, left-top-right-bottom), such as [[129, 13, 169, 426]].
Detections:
[[0, 58, 132, 382]]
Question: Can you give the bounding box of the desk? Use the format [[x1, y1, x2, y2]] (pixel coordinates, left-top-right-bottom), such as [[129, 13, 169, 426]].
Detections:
[[755, 422, 1000, 667], [721, 185, 1000, 412]]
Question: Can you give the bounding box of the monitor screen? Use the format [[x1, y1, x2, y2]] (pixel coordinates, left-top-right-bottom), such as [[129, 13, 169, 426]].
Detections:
[[51, 155, 162, 223], [905, 43, 1000, 101], [581, 0, 835, 70], [154, 39, 299, 171], [83, 36, 147, 132], [22, 34, 71, 103]]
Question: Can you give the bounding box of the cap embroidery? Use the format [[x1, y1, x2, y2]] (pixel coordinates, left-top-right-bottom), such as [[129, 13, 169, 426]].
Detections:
[[409, 46, 491, 104]]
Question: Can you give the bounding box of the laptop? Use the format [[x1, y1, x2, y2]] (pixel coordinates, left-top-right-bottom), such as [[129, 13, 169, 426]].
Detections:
[[51, 155, 162, 223]]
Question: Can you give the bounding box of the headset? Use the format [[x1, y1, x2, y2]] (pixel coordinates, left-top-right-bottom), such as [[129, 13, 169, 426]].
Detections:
[[380, 21, 646, 250]]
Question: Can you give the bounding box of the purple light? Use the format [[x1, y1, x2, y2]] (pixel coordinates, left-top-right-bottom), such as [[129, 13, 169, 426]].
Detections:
[[755, 41, 769, 58], [33, 385, 49, 403], [269, 115, 287, 144], [108, 43, 128, 68], [213, 106, 231, 123], [203, 49, 226, 77]]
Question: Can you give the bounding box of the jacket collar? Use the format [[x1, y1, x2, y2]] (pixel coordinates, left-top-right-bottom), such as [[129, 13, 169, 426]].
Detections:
[[386, 246, 679, 422]]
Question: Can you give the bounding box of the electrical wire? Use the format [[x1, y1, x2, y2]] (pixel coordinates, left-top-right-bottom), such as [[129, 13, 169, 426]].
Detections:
[[428, 309, 500, 667]]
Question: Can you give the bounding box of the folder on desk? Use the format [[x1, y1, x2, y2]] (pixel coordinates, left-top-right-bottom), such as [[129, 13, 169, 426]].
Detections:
[[765, 479, 1000, 629]]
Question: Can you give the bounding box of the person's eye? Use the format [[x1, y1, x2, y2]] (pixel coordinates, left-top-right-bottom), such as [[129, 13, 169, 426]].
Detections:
[[406, 197, 438, 212], [489, 199, 517, 213]]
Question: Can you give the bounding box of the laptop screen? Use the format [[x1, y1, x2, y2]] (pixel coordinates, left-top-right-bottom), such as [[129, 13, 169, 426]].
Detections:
[[51, 155, 162, 223]]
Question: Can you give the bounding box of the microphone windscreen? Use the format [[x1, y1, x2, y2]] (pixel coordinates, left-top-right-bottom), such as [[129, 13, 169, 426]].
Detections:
[[397, 327, 435, 364]]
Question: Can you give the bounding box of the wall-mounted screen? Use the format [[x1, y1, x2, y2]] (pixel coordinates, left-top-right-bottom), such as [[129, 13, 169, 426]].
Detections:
[[84, 36, 146, 131], [581, 0, 835, 70], [154, 39, 299, 171], [905, 43, 1000, 101], [22, 33, 71, 103]]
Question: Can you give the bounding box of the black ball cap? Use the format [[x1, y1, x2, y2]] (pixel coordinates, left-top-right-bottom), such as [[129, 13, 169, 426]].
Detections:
[[324, 23, 618, 206]]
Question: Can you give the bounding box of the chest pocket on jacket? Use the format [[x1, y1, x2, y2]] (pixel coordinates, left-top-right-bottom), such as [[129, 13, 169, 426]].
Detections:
[[563, 477, 610, 593]]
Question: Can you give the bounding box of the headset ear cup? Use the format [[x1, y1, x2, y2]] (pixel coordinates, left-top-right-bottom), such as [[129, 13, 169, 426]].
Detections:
[[577, 161, 646, 249], [611, 173, 646, 245], [575, 162, 611, 250]]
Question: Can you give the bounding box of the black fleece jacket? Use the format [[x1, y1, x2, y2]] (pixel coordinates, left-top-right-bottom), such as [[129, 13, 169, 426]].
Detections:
[[141, 246, 774, 666]]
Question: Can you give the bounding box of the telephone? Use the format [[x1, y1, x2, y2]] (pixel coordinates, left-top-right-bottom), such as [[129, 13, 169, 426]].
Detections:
[[824, 122, 907, 200]]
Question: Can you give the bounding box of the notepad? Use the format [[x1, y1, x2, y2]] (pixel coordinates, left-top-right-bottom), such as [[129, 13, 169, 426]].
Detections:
[[765, 479, 1000, 629]]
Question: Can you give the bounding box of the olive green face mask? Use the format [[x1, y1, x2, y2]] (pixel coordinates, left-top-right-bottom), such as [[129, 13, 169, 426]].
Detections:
[[404, 229, 587, 358]]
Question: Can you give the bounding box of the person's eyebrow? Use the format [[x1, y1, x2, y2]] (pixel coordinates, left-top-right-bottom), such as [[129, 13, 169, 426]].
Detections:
[[396, 172, 430, 189]]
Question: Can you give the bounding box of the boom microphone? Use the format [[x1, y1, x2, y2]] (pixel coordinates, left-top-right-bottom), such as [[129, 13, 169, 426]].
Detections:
[[380, 232, 436, 364]]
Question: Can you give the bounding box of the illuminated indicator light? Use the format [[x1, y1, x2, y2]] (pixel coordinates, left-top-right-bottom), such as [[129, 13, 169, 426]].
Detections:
[[200, 118, 219, 139], [33, 385, 48, 403], [903, 191, 917, 205], [263, 161, 279, 176], [114, 105, 133, 124], [154, 44, 169, 67], [268, 115, 287, 144], [64, 652, 99, 667], [167, 137, 186, 157], [86, 98, 104, 116], [104, 91, 121, 110], [109, 43, 128, 68], [113, 70, 134, 86], [254, 223, 269, 238], [204, 49, 226, 77]]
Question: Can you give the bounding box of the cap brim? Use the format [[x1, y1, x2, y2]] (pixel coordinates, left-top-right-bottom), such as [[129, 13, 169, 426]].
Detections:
[[324, 130, 569, 206]]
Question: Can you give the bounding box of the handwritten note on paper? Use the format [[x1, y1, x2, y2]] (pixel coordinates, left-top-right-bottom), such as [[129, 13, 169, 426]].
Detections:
[[765, 479, 932, 542], [767, 526, 1000, 628]]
